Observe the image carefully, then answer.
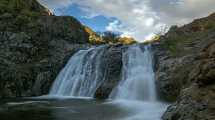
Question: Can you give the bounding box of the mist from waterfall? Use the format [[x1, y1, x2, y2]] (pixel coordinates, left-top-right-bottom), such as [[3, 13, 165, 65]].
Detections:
[[110, 45, 157, 101], [49, 46, 106, 97]]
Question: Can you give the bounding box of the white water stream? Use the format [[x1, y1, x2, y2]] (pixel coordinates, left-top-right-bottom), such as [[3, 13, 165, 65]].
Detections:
[[49, 46, 106, 97], [110, 45, 157, 101]]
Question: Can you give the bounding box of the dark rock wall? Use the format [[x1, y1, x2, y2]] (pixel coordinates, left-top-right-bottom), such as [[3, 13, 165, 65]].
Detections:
[[0, 0, 90, 98], [0, 30, 90, 98]]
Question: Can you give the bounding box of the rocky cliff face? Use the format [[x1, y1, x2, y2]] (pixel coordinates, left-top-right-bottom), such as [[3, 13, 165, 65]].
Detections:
[[162, 41, 215, 120], [0, 0, 90, 98], [153, 13, 215, 119]]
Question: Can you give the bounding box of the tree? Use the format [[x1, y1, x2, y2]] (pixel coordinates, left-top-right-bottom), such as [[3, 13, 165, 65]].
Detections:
[[102, 31, 120, 43]]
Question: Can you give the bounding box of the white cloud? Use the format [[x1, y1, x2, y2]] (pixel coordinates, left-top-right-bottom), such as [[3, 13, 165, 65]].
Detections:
[[38, 0, 215, 42], [105, 20, 121, 31], [38, 0, 73, 10]]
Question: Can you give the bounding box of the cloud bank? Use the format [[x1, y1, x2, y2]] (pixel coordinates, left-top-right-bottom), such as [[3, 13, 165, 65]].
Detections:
[[38, 0, 215, 41]]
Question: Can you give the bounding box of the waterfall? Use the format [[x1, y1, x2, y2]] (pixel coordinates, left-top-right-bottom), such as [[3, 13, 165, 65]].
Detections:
[[49, 46, 106, 97], [110, 45, 157, 101], [47, 44, 167, 120]]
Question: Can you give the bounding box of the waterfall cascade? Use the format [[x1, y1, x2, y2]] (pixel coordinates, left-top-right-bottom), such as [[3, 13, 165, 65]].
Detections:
[[48, 45, 167, 120], [49, 45, 158, 100], [110, 45, 157, 101], [49, 46, 106, 97]]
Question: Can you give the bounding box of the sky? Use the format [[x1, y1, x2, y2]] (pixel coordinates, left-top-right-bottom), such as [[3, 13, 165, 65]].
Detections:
[[38, 0, 215, 42]]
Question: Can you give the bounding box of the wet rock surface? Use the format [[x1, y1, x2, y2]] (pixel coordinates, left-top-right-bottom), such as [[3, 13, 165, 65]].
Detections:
[[95, 44, 125, 99]]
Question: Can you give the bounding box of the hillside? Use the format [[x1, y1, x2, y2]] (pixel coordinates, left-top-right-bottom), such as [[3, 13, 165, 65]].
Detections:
[[153, 13, 215, 120]]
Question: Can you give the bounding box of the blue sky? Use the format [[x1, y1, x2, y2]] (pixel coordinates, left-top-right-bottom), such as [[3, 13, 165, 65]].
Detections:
[[54, 4, 115, 32], [39, 0, 215, 41]]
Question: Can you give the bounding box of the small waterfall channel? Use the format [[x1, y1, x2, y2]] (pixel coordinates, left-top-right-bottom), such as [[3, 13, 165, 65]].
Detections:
[[49, 46, 107, 97], [110, 45, 157, 101]]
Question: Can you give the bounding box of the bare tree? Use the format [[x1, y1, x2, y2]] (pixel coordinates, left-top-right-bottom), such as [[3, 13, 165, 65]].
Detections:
[[155, 25, 169, 36]]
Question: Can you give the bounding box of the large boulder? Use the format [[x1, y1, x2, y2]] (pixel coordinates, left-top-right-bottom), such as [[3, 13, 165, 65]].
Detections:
[[95, 44, 124, 99]]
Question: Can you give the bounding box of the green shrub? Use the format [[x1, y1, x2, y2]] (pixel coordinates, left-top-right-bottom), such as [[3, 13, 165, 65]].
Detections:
[[21, 9, 39, 19], [204, 21, 215, 30]]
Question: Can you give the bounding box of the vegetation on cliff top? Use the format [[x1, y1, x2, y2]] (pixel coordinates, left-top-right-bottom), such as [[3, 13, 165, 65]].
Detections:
[[157, 13, 215, 56], [85, 26, 137, 45]]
